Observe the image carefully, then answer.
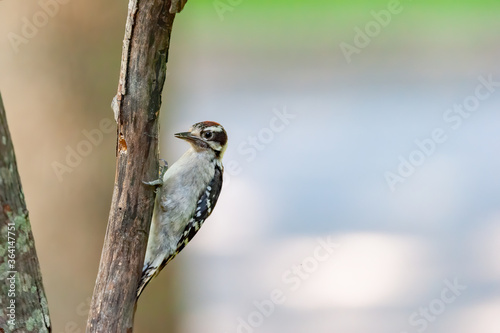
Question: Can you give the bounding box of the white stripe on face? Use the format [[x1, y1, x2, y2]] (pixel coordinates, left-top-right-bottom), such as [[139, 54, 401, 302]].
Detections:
[[209, 142, 222, 151], [204, 126, 224, 132]]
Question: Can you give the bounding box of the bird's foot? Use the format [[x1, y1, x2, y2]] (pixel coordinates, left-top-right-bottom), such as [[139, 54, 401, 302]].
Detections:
[[159, 159, 168, 178], [143, 159, 168, 188]]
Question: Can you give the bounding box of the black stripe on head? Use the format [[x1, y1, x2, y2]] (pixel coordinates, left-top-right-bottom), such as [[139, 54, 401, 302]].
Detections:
[[211, 130, 228, 148]]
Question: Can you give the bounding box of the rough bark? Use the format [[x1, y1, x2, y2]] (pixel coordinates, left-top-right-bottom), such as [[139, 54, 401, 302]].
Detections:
[[86, 0, 178, 332], [0, 93, 51, 332]]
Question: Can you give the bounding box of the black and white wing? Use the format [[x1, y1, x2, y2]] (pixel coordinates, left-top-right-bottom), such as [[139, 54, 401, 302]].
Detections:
[[173, 163, 223, 256]]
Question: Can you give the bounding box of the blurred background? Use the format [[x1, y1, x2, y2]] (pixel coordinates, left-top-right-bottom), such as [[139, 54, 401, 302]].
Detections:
[[1, 0, 500, 332]]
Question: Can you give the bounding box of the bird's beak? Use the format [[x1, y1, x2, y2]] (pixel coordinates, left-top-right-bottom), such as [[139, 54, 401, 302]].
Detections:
[[174, 131, 198, 143]]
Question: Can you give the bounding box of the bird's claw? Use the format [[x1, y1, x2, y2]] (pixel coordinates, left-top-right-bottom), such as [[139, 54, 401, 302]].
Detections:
[[143, 179, 163, 187], [143, 159, 168, 188]]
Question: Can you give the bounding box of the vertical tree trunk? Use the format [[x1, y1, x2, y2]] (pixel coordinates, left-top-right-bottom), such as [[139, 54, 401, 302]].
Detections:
[[86, 0, 179, 332], [0, 93, 52, 332]]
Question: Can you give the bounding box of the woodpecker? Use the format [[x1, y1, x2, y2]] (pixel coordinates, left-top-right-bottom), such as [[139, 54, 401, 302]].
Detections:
[[137, 121, 228, 297]]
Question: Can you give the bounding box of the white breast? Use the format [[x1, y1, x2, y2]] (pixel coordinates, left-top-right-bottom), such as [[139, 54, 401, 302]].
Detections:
[[146, 148, 215, 260]]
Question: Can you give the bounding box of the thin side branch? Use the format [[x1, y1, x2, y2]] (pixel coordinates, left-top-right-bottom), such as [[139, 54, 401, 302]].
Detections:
[[0, 93, 51, 332], [86, 0, 180, 332]]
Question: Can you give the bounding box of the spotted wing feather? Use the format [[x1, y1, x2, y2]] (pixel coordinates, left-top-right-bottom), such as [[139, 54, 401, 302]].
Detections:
[[172, 163, 223, 257]]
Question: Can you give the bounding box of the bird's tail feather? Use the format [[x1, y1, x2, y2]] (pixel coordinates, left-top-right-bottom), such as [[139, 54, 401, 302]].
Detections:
[[136, 255, 175, 298]]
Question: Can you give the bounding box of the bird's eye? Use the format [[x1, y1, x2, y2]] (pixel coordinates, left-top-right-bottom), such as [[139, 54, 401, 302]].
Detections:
[[202, 131, 213, 140]]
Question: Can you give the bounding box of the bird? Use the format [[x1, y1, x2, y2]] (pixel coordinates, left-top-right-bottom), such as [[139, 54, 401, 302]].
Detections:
[[137, 121, 228, 297]]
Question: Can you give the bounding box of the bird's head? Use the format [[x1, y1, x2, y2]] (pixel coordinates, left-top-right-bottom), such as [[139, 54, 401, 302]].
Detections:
[[175, 121, 228, 158]]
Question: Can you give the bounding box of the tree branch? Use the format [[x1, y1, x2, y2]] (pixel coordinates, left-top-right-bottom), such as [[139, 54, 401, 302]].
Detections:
[[0, 92, 51, 332], [86, 0, 180, 332]]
